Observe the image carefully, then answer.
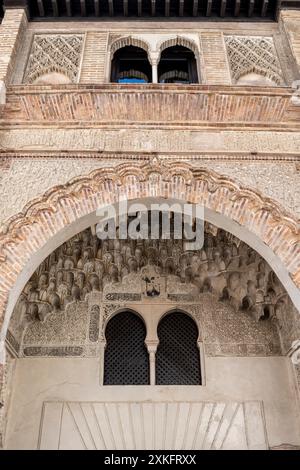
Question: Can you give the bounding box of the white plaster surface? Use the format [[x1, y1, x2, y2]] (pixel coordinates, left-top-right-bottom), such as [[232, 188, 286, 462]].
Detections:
[[4, 356, 300, 449]]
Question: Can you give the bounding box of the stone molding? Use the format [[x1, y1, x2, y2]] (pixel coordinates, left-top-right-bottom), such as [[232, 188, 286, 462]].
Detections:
[[1, 128, 300, 154]]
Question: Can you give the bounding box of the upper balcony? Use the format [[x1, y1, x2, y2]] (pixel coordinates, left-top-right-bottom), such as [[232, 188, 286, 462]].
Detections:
[[1, 83, 300, 130]]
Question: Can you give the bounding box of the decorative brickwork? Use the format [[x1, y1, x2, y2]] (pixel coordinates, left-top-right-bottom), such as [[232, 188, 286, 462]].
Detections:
[[3, 85, 297, 125], [199, 32, 231, 85], [80, 32, 108, 84]]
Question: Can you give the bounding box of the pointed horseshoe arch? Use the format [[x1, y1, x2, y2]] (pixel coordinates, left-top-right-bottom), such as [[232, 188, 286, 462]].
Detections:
[[0, 161, 299, 353]]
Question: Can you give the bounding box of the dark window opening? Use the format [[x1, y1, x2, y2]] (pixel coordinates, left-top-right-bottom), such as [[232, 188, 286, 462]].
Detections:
[[156, 311, 201, 385], [111, 46, 152, 83], [104, 311, 149, 385], [158, 46, 198, 84]]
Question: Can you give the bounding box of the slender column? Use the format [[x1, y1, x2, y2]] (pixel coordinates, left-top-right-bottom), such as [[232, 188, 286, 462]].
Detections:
[[146, 341, 158, 385], [152, 63, 158, 84], [150, 52, 160, 84]]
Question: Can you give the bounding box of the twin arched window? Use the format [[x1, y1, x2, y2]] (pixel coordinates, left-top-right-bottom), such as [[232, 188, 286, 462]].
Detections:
[[104, 310, 201, 385], [110, 45, 198, 84]]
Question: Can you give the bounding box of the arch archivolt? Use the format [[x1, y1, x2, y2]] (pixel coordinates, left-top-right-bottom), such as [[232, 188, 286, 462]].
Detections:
[[0, 159, 299, 360], [107, 34, 201, 76], [156, 35, 199, 59], [110, 36, 151, 56]]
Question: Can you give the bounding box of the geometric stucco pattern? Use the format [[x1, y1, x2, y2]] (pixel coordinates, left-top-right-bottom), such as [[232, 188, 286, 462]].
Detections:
[[0, 159, 299, 336], [225, 36, 284, 84], [23, 34, 84, 84]]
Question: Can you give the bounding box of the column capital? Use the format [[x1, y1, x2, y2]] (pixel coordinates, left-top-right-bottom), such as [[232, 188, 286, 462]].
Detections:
[[149, 51, 160, 66], [145, 340, 159, 354]]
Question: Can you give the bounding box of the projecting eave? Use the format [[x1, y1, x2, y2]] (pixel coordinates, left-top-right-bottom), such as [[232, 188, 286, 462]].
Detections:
[[1, 0, 298, 22]]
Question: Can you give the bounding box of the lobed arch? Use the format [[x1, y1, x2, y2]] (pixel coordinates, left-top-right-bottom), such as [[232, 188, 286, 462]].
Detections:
[[109, 37, 152, 83], [156, 36, 200, 83], [0, 160, 299, 364], [157, 36, 199, 59]]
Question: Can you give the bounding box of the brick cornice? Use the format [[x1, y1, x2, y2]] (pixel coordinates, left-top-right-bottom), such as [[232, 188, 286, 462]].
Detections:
[[0, 151, 299, 162]]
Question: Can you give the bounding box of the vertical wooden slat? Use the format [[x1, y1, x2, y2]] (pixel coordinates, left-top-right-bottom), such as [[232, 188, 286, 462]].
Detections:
[[37, 0, 45, 16], [123, 0, 128, 16], [234, 0, 240, 16], [108, 0, 114, 16], [261, 0, 268, 16], [206, 0, 212, 16], [80, 0, 86, 16], [94, 0, 100, 16], [220, 0, 227, 16], [193, 0, 198, 16], [66, 0, 72, 16], [51, 0, 58, 16], [179, 0, 184, 16], [165, 0, 170, 16], [151, 0, 156, 16], [138, 0, 142, 16], [248, 0, 255, 17]]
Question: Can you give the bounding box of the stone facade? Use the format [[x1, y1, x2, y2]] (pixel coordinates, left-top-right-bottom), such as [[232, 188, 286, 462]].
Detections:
[[0, 6, 299, 449]]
